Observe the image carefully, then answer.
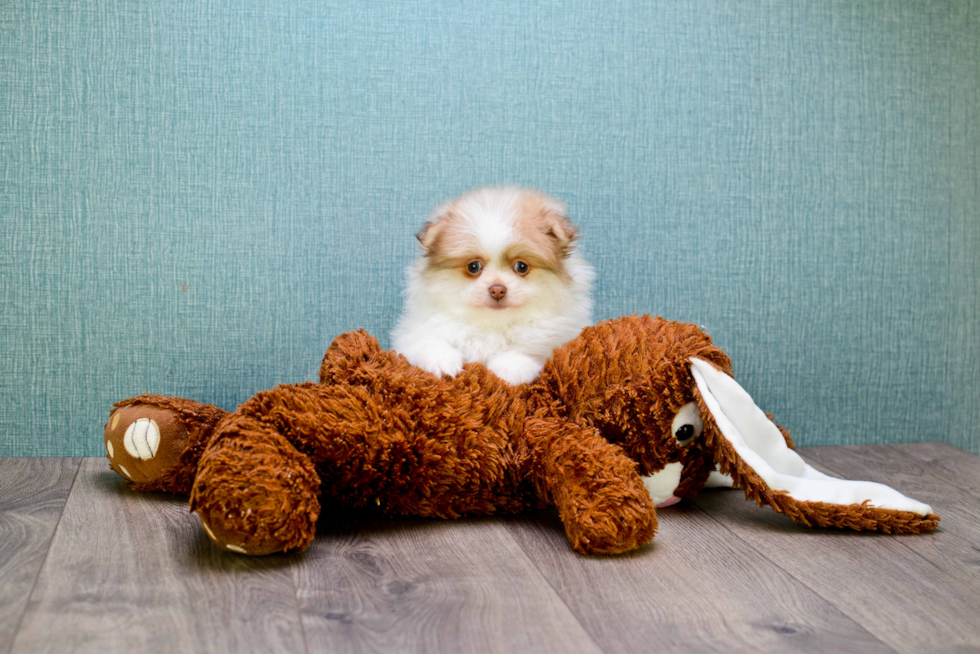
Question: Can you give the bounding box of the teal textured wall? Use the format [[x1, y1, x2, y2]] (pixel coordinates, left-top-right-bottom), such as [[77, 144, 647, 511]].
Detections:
[[2, 1, 978, 456]]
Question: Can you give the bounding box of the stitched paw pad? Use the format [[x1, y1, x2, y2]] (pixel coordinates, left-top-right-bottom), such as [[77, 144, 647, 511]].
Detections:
[[104, 404, 189, 484]]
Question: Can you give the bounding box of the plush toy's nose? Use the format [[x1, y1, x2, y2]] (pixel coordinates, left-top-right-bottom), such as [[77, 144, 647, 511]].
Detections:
[[489, 285, 507, 300], [642, 461, 683, 505]]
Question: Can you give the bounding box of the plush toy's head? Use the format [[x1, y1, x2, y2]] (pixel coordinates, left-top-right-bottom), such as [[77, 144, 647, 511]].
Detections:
[[534, 316, 726, 501], [537, 315, 939, 533]]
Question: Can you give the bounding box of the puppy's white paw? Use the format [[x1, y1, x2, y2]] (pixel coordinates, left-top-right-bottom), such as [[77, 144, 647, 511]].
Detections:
[[487, 352, 543, 385], [406, 342, 464, 379]]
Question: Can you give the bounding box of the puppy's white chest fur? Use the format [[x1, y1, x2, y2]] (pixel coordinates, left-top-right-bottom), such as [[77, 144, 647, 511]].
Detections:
[[395, 304, 589, 384]]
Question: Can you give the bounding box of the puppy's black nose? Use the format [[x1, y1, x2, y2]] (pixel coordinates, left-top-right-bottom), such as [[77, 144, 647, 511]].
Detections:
[[489, 285, 507, 300]]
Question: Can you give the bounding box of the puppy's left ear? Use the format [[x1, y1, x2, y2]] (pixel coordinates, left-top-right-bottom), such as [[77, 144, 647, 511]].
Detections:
[[539, 195, 578, 248], [547, 217, 577, 248], [688, 357, 940, 533]]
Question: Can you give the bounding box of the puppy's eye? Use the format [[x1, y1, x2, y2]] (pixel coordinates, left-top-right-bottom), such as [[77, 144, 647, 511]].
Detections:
[[466, 260, 483, 275], [512, 260, 529, 275]]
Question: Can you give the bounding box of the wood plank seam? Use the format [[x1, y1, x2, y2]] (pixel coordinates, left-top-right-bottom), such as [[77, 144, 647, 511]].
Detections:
[[292, 513, 606, 653], [497, 524, 609, 654], [5, 458, 82, 654], [685, 499, 902, 654], [812, 445, 980, 586], [12, 458, 311, 652], [689, 444, 980, 652], [288, 559, 312, 654], [890, 443, 980, 494]]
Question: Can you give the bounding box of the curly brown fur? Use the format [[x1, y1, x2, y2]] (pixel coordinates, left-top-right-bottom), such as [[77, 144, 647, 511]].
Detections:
[[106, 315, 938, 556], [189, 415, 322, 553], [235, 378, 537, 519], [524, 417, 657, 553], [532, 315, 731, 480]]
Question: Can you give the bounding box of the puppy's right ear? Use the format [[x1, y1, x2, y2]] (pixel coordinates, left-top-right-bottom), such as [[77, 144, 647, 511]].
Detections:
[[415, 221, 440, 249], [416, 201, 451, 251]]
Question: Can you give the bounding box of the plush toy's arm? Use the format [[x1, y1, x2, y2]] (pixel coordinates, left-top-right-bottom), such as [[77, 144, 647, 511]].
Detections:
[[523, 417, 657, 554]]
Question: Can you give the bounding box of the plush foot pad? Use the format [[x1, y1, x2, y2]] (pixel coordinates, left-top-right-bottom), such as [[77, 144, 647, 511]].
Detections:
[[104, 404, 190, 485], [196, 509, 293, 556]]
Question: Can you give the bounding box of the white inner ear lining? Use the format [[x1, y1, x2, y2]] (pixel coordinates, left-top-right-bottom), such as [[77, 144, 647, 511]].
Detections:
[[688, 357, 932, 516]]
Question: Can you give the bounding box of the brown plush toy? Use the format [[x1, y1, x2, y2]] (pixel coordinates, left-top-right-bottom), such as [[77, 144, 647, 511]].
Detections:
[[104, 315, 939, 556]]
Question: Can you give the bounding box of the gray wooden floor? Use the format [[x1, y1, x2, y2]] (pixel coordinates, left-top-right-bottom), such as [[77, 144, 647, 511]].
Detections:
[[2, 443, 979, 654]]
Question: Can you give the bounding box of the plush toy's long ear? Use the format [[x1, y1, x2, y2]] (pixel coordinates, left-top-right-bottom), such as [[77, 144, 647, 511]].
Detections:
[[688, 358, 940, 533]]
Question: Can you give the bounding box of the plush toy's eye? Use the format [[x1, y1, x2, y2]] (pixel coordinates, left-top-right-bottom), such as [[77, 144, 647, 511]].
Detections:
[[671, 401, 703, 446], [466, 260, 483, 275], [512, 260, 529, 275]]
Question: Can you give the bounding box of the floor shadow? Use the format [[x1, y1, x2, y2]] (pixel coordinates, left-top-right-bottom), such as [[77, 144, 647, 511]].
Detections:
[[92, 468, 188, 505], [182, 529, 305, 573]]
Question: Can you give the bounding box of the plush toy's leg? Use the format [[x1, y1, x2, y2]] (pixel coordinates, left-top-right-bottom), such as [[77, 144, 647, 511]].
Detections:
[[104, 395, 227, 494], [189, 414, 321, 555], [524, 417, 657, 555]]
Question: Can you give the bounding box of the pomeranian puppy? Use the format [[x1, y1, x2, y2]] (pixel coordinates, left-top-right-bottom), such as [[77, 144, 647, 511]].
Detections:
[[392, 186, 594, 385]]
